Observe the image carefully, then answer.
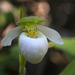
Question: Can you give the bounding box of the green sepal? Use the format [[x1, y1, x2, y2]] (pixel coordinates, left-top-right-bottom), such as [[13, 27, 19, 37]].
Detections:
[[25, 24, 36, 31], [17, 16, 45, 26]]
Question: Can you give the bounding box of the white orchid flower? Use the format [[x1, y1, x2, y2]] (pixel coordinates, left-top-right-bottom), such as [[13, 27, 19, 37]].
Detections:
[[1, 16, 63, 64]]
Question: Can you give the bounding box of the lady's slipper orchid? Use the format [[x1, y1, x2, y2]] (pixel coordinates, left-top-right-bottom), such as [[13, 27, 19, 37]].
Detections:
[[1, 16, 63, 64]]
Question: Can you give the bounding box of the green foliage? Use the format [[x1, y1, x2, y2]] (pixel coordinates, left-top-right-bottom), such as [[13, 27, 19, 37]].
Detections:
[[0, 13, 6, 26], [0, 66, 8, 75], [10, 45, 19, 60], [60, 60, 75, 75], [53, 38, 75, 75], [20, 7, 25, 19], [0, 45, 19, 75], [17, 16, 45, 26], [4, 12, 15, 25], [54, 38, 75, 60]]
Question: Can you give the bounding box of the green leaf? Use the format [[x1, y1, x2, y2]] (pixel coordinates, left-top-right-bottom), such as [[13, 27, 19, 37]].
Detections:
[[17, 16, 45, 26], [60, 60, 75, 75], [54, 38, 75, 60]]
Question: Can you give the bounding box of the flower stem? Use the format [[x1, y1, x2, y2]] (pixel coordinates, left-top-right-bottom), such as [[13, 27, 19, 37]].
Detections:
[[19, 7, 26, 75], [19, 50, 26, 75], [20, 67, 25, 75]]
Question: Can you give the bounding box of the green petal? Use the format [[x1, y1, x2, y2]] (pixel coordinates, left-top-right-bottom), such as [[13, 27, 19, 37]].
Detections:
[[37, 25, 64, 44], [1, 26, 23, 46]]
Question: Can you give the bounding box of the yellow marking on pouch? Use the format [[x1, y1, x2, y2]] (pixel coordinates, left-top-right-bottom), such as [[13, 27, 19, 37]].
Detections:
[[28, 29, 36, 37]]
